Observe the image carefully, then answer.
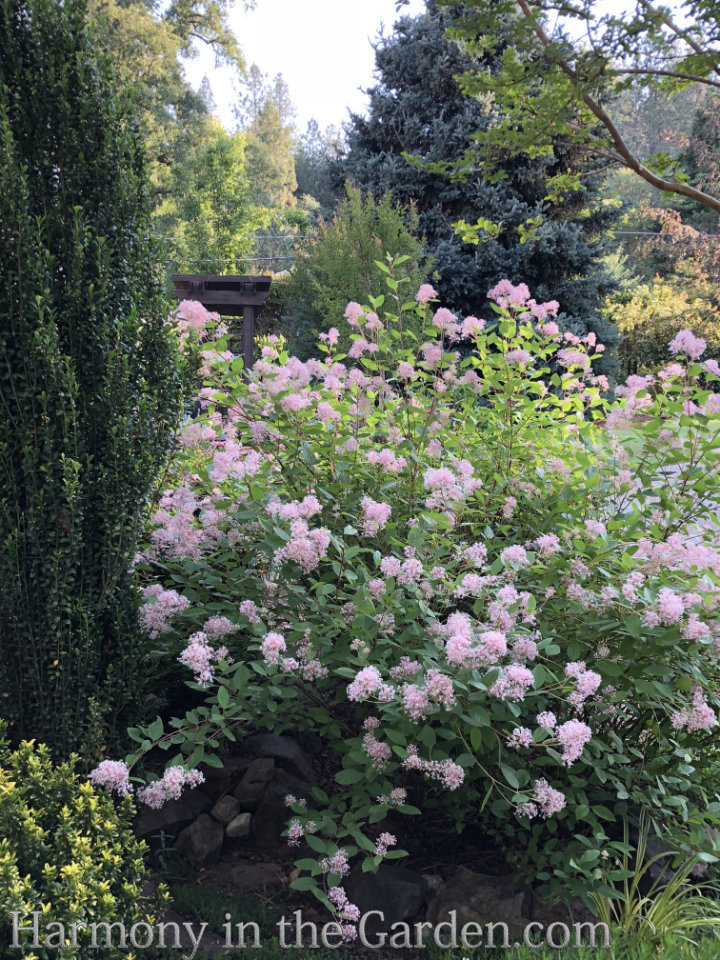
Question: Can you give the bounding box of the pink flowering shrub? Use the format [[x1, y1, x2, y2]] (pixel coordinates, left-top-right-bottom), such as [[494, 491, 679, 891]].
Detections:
[[100, 263, 720, 919]]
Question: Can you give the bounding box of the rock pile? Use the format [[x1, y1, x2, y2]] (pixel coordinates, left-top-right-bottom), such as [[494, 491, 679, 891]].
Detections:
[[137, 734, 315, 867]]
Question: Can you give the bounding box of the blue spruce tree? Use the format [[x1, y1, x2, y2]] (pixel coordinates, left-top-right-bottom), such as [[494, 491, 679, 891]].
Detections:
[[343, 0, 619, 369]]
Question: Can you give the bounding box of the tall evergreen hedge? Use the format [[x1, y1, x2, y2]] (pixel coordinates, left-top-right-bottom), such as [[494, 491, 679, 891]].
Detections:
[[0, 0, 186, 757]]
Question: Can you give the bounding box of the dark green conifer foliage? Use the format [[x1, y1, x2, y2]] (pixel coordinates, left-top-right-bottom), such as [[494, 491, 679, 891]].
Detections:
[[281, 184, 430, 358], [343, 1, 619, 364], [0, 0, 186, 757]]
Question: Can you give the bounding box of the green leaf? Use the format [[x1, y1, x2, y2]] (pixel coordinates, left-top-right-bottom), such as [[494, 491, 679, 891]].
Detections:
[[146, 717, 163, 741], [290, 877, 319, 892], [335, 768, 365, 785], [498, 763, 520, 790]]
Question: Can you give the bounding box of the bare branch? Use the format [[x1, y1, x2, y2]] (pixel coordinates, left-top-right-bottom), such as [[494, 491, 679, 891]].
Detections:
[[609, 66, 720, 90], [634, 0, 720, 76]]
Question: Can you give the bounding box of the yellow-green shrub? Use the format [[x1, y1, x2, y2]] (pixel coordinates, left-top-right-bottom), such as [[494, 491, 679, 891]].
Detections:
[[609, 276, 720, 376], [0, 732, 166, 958]]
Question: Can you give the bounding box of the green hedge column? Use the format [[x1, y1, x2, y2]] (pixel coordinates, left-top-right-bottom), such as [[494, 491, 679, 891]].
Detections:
[[0, 0, 186, 757]]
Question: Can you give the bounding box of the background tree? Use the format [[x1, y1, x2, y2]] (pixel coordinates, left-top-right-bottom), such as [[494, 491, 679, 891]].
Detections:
[[235, 66, 304, 270], [279, 184, 430, 357], [433, 0, 720, 215], [610, 277, 720, 377], [600, 89, 720, 372], [87, 0, 248, 244], [294, 119, 347, 226], [343, 0, 619, 364], [0, 0, 186, 757], [157, 120, 258, 273]]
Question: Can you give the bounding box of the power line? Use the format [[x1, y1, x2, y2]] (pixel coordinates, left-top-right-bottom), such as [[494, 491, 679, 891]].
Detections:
[[164, 256, 294, 264], [159, 235, 311, 244]]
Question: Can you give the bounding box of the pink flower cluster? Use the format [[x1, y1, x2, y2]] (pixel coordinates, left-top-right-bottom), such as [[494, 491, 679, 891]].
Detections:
[[671, 686, 717, 733], [487, 281, 559, 322], [319, 327, 340, 347], [261, 631, 287, 665], [363, 721, 392, 769], [239, 599, 261, 623], [327, 888, 361, 940], [489, 664, 535, 702], [669, 329, 706, 361], [445, 615, 508, 669], [203, 616, 238, 640], [518, 779, 567, 820], [423, 461, 481, 511], [348, 666, 393, 702], [287, 818, 316, 846], [267, 494, 322, 521], [360, 496, 392, 536], [139, 586, 190, 638], [321, 849, 351, 877], [173, 300, 219, 343], [89, 759, 133, 797], [147, 484, 232, 561], [509, 727, 533, 749], [556, 719, 593, 766], [328, 887, 361, 923], [557, 349, 590, 371], [137, 766, 205, 810], [564, 661, 602, 710], [416, 283, 438, 303], [535, 533, 561, 557], [505, 348, 532, 366], [402, 744, 465, 790], [179, 632, 230, 686], [375, 832, 397, 857], [273, 519, 331, 573], [366, 448, 407, 473], [376, 787, 407, 806], [400, 668, 455, 721], [500, 545, 529, 568]]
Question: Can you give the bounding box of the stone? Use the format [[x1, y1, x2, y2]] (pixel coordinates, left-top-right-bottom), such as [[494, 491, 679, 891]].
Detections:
[[210, 795, 241, 825], [425, 868, 532, 936], [233, 757, 275, 809], [175, 813, 224, 867], [345, 865, 428, 936], [199, 756, 252, 799], [226, 812, 252, 839], [137, 789, 212, 838], [242, 734, 315, 783], [249, 768, 314, 851], [422, 873, 443, 892]]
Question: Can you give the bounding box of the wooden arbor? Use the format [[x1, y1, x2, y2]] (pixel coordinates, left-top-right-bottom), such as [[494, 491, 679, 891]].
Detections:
[[171, 274, 272, 373]]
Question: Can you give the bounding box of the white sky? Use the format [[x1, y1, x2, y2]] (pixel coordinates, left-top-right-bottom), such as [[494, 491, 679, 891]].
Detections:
[[183, 0, 427, 134]]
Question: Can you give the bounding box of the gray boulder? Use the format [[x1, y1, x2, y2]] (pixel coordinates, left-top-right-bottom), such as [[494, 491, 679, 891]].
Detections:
[[242, 734, 315, 783], [345, 865, 428, 937], [426, 868, 532, 937], [137, 789, 212, 838], [175, 813, 224, 867], [210, 795, 241, 826], [233, 757, 275, 809], [226, 812, 252, 839]]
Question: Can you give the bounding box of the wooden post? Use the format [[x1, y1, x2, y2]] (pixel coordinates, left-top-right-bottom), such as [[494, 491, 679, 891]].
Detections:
[[169, 274, 272, 377], [243, 305, 255, 375]]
